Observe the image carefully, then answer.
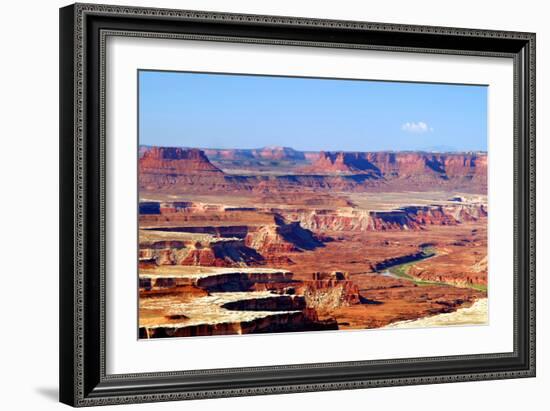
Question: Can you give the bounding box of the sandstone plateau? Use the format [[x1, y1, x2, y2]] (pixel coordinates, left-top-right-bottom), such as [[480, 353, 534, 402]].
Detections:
[[138, 145, 488, 338], [139, 146, 488, 194], [141, 147, 223, 174]]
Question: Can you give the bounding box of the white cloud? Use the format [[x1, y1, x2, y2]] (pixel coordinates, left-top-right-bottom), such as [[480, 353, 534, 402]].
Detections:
[[401, 121, 433, 134]]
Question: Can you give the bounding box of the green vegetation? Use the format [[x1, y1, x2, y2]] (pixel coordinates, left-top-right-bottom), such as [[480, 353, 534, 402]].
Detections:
[[387, 248, 487, 292], [388, 261, 417, 281], [420, 246, 437, 257], [469, 283, 488, 292]]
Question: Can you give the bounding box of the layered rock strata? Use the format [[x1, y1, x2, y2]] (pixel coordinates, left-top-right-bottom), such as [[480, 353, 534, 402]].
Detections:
[[139, 267, 350, 337], [139, 147, 488, 194]]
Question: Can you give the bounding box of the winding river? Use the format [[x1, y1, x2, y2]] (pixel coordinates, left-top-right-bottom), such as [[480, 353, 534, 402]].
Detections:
[[376, 246, 488, 328]]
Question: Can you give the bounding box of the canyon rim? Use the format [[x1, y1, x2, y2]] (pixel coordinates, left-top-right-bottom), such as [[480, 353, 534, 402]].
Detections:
[[137, 71, 489, 339]]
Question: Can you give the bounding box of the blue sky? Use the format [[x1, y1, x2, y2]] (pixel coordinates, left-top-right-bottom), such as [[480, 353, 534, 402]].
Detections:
[[139, 70, 487, 152]]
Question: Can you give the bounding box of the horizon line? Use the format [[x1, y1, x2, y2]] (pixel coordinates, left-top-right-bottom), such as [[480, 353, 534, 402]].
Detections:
[[139, 144, 488, 154]]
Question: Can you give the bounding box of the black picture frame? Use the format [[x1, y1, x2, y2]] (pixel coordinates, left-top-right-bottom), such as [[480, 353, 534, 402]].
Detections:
[[59, 3, 536, 407]]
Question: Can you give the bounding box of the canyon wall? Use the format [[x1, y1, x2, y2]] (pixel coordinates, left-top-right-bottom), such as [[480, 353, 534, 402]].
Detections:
[[279, 203, 487, 232], [304, 151, 487, 182], [139, 147, 488, 194], [140, 147, 223, 174]]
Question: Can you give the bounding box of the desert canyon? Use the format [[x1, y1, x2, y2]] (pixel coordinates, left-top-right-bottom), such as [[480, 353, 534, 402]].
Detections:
[[138, 146, 488, 338]]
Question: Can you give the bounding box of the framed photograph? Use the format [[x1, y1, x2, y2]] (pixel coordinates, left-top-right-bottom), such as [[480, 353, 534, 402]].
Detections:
[[59, 3, 536, 407]]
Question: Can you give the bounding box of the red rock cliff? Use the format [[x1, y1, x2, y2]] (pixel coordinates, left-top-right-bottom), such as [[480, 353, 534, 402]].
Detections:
[[304, 151, 380, 174], [140, 147, 223, 175], [305, 151, 486, 181]]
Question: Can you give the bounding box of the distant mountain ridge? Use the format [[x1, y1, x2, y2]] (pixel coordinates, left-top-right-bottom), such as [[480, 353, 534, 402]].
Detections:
[[140, 145, 485, 160], [204, 146, 306, 162], [139, 146, 487, 194], [303, 151, 487, 180]]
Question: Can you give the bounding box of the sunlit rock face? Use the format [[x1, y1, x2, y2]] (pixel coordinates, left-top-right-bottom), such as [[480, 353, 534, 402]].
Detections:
[[139, 148, 487, 195], [303, 151, 486, 182], [138, 267, 342, 337], [140, 147, 223, 174]]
